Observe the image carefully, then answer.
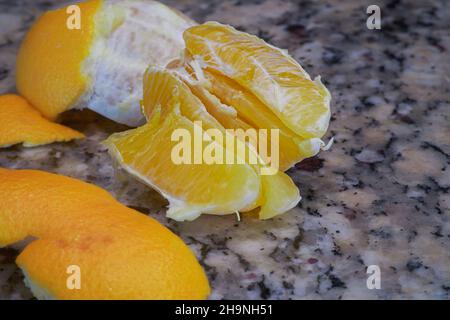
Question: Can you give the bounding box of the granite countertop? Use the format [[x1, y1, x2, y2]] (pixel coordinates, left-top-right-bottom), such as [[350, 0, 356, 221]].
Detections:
[[0, 0, 449, 300]]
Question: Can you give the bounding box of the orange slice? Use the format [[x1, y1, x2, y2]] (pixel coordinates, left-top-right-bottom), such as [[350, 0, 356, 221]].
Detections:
[[183, 21, 331, 139], [105, 69, 260, 221], [0, 168, 210, 300], [106, 68, 300, 220], [0, 94, 83, 147], [105, 108, 261, 221]]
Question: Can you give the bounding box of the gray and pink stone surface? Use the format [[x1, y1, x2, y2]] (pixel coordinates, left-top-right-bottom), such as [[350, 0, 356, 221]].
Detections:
[[0, 0, 449, 299]]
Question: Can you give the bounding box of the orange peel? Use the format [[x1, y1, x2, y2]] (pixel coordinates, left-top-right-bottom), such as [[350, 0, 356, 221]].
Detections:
[[0, 94, 83, 147], [0, 168, 210, 299], [16, 0, 195, 126], [16, 0, 100, 121]]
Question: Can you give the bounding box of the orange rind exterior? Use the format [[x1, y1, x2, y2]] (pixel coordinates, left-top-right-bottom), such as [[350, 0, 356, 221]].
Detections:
[[0, 94, 83, 147], [0, 168, 210, 300], [15, 0, 195, 126], [16, 0, 101, 120]]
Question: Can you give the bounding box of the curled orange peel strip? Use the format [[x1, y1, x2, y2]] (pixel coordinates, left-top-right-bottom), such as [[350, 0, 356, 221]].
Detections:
[[0, 94, 83, 148], [0, 168, 210, 300]]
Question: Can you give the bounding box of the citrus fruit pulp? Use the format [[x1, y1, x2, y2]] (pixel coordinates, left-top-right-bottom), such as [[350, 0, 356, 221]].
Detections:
[[183, 21, 331, 139], [105, 68, 261, 221], [105, 68, 301, 220], [184, 66, 325, 171]]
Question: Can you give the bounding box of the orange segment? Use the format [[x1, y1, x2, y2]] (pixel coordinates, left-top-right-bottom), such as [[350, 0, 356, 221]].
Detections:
[[144, 69, 302, 217], [0, 94, 83, 147], [0, 168, 210, 300], [259, 173, 300, 220], [107, 68, 261, 220], [190, 86, 303, 217], [105, 108, 260, 221], [107, 68, 300, 220], [16, 0, 101, 119], [189, 70, 323, 170], [183, 21, 331, 138], [142, 67, 222, 131]]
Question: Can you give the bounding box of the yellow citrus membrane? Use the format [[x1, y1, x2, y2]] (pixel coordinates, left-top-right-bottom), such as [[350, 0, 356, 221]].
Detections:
[[105, 68, 300, 220], [170, 120, 280, 174], [0, 168, 210, 300], [0, 94, 84, 147], [142, 67, 279, 174], [105, 98, 261, 221], [16, 0, 195, 126], [183, 21, 331, 139]]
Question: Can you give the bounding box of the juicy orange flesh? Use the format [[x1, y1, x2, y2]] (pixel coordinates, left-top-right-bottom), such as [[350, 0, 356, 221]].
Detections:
[[0, 94, 84, 147], [142, 69, 302, 217], [105, 21, 330, 221], [106, 109, 260, 213], [188, 69, 319, 170], [259, 173, 300, 219], [0, 168, 210, 300], [143, 68, 223, 131], [186, 83, 303, 217], [183, 21, 330, 139], [16, 0, 101, 119], [106, 69, 260, 219], [180, 81, 303, 216], [106, 69, 301, 220]]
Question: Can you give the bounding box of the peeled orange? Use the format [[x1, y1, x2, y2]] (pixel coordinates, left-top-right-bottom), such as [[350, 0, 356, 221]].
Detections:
[[16, 0, 195, 126], [104, 20, 332, 221]]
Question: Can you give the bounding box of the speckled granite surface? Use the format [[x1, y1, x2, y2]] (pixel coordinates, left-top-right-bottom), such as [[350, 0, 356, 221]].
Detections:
[[0, 0, 449, 300]]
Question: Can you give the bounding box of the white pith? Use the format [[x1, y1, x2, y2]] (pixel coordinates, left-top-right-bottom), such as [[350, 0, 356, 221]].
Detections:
[[78, 0, 196, 127]]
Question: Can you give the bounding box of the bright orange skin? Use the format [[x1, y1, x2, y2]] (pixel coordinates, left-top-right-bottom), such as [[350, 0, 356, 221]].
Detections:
[[16, 0, 101, 120], [0, 94, 83, 147], [0, 168, 210, 300]]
